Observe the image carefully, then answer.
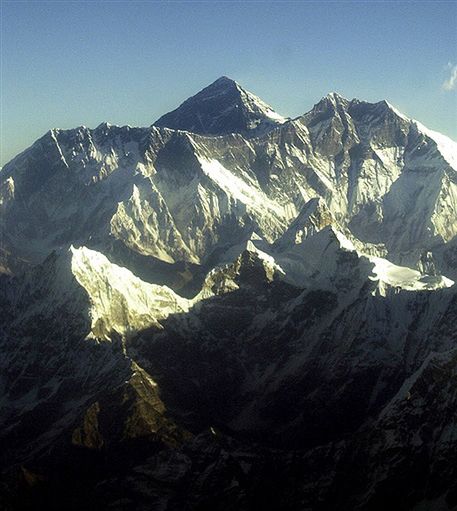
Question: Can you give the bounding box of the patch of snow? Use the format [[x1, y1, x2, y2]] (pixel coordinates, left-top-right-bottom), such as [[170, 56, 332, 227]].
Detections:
[[263, 108, 287, 123], [368, 256, 454, 291], [333, 229, 356, 252], [198, 157, 286, 218]]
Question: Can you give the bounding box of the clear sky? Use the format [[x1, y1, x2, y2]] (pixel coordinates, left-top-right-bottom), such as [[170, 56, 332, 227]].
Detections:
[[2, 0, 456, 166]]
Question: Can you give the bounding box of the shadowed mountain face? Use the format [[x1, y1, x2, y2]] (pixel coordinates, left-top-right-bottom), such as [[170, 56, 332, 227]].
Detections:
[[154, 76, 287, 135], [1, 77, 457, 511]]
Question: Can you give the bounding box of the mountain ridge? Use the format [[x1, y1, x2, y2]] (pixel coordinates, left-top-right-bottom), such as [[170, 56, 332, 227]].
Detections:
[[2, 80, 455, 271]]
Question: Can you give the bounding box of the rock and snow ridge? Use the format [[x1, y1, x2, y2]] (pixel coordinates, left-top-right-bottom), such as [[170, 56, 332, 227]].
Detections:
[[7, 242, 288, 343]]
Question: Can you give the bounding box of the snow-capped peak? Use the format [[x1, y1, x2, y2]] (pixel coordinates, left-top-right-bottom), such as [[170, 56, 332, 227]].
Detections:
[[325, 91, 348, 103], [313, 91, 350, 111]]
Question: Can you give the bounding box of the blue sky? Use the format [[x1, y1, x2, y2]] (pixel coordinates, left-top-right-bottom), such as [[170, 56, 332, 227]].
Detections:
[[2, 0, 456, 165]]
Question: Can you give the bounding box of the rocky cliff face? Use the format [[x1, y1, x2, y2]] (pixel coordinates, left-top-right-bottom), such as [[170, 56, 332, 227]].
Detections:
[[1, 77, 457, 510]]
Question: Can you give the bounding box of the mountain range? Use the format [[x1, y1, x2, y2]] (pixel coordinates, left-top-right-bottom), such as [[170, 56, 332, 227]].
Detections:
[[1, 76, 457, 510]]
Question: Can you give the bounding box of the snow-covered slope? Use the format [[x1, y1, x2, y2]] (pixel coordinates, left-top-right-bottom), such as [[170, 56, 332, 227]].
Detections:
[[369, 255, 454, 293], [70, 246, 192, 338], [273, 224, 453, 295]]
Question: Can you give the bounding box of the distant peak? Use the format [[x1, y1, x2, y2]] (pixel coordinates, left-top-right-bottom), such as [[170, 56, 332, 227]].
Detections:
[[326, 91, 347, 101], [321, 91, 349, 106], [199, 76, 239, 94], [212, 75, 238, 86], [308, 92, 350, 115], [96, 121, 113, 130], [154, 75, 286, 135], [347, 97, 410, 121]]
